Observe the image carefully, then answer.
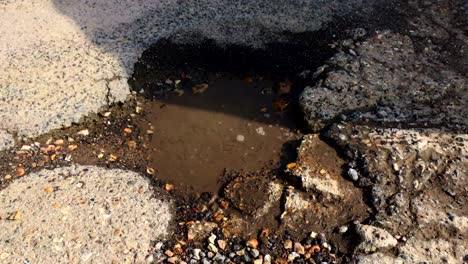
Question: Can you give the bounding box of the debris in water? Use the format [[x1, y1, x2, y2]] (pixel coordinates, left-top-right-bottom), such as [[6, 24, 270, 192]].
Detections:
[[174, 88, 185, 96], [165, 184, 174, 191], [192, 84, 209, 94], [146, 167, 155, 175], [255, 127, 266, 136], [278, 80, 292, 94], [273, 99, 289, 111]]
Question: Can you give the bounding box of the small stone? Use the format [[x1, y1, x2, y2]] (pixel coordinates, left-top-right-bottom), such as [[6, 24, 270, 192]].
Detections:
[[250, 249, 260, 258], [208, 233, 217, 244], [145, 255, 154, 263], [165, 250, 174, 257], [108, 154, 118, 162], [236, 249, 245, 256], [126, 140, 137, 148], [123, 128, 132, 135], [246, 238, 259, 249], [16, 167, 25, 177], [208, 243, 218, 253], [219, 200, 229, 209], [68, 144, 78, 151], [135, 106, 143, 113], [44, 187, 54, 193], [187, 222, 217, 241], [255, 127, 266, 136], [155, 242, 164, 251], [322, 242, 331, 251], [77, 129, 89, 136], [288, 252, 299, 262], [264, 254, 272, 264], [173, 244, 183, 255], [339, 226, 349, 234], [254, 259, 263, 264], [167, 256, 179, 264], [207, 252, 214, 258], [294, 242, 305, 254], [192, 249, 201, 260], [165, 184, 174, 191], [103, 112, 111, 117], [20, 145, 31, 151], [213, 254, 226, 262], [348, 168, 359, 181], [217, 240, 227, 250], [4, 174, 12, 180], [284, 239, 293, 249], [236, 135, 245, 142], [97, 153, 104, 159], [54, 139, 64, 145]]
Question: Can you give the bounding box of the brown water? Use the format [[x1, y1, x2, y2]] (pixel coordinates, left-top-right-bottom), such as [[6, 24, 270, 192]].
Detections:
[[143, 78, 300, 193]]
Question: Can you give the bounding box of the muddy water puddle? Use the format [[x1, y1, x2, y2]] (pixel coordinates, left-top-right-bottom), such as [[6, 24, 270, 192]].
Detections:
[[143, 77, 301, 193]]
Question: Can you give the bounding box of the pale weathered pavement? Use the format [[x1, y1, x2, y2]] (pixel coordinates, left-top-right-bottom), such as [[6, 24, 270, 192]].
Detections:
[[0, 165, 173, 263]]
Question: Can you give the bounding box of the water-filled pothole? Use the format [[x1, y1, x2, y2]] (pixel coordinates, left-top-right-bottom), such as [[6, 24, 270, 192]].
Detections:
[[141, 77, 301, 193], [131, 36, 335, 193]]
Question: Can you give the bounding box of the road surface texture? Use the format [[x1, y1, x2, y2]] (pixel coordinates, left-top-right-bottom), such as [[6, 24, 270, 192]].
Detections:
[[0, 0, 467, 263]]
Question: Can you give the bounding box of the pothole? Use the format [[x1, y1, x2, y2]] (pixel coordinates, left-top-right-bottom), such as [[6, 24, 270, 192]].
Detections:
[[130, 36, 336, 193]]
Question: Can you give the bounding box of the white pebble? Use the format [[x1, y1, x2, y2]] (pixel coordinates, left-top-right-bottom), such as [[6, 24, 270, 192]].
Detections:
[[255, 127, 266, 136]]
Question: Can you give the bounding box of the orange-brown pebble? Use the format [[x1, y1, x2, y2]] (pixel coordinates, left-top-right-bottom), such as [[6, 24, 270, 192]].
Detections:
[[246, 238, 259, 249]]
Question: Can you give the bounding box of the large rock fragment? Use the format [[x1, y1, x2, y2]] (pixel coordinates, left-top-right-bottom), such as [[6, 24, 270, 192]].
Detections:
[[224, 175, 283, 216], [187, 221, 218, 241], [355, 224, 398, 253], [325, 123, 468, 236], [300, 31, 468, 131], [279, 188, 368, 237], [288, 134, 346, 198]]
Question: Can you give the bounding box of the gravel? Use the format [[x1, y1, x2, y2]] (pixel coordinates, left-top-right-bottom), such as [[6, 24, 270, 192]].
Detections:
[[0, 165, 173, 263]]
